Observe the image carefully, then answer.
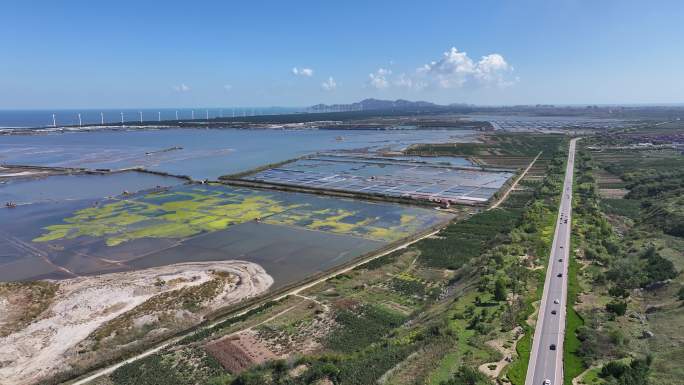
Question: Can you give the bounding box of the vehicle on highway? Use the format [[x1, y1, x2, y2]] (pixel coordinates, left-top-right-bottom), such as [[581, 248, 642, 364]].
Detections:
[[558, 258, 563, 262], [557, 273, 563, 277], [551, 310, 557, 315], [543, 379, 551, 385], [550, 344, 556, 350], [553, 299, 560, 304]]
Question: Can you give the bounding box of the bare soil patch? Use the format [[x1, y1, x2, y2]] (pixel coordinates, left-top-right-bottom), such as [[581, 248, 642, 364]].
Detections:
[[0, 261, 272, 385]]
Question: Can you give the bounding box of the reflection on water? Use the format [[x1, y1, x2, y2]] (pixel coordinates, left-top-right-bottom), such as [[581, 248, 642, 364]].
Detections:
[[0, 129, 475, 179]]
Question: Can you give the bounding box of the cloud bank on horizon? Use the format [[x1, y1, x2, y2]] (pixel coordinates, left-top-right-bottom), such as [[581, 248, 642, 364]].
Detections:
[[291, 47, 516, 94], [366, 47, 516, 91], [170, 46, 513, 97]]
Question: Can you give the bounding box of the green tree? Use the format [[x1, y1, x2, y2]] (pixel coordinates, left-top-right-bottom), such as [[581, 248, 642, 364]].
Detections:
[[493, 278, 508, 301]]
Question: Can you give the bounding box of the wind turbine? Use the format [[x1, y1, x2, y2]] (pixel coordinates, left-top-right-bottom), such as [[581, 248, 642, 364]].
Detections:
[[175, 110, 179, 120], [101, 112, 104, 125], [191, 110, 195, 120], [121, 112, 125, 127], [78, 113, 82, 127], [139, 111, 143, 123], [205, 109, 209, 119], [158, 111, 161, 122], [52, 113, 56, 127]]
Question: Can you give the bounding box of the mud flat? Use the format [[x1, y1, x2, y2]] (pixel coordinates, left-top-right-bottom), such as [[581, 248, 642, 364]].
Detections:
[[0, 261, 272, 385]]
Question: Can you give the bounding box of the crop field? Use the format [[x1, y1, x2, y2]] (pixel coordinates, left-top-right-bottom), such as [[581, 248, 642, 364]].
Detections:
[[1, 183, 452, 283], [239, 155, 514, 204], [406, 133, 565, 158]]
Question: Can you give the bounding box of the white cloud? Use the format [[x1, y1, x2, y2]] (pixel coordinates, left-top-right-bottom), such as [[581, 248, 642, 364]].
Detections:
[[393, 72, 426, 90], [368, 68, 391, 89], [223, 84, 233, 91], [173, 83, 190, 92], [292, 67, 314, 77], [321, 76, 337, 91], [361, 47, 515, 92], [417, 47, 515, 88], [417, 47, 475, 88], [474, 54, 515, 86]]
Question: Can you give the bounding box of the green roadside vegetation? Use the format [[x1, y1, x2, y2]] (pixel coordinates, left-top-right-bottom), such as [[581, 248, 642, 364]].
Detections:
[[564, 234, 585, 384], [90, 133, 570, 385], [564, 135, 683, 385]]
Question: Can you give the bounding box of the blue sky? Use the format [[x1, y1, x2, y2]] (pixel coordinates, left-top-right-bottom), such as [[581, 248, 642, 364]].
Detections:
[[1, 0, 683, 108]]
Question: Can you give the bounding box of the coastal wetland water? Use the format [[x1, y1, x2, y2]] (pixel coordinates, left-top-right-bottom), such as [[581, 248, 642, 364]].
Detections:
[[0, 128, 470, 286]]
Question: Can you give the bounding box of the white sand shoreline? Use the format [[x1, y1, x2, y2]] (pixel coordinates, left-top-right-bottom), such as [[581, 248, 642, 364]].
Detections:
[[0, 261, 272, 385]]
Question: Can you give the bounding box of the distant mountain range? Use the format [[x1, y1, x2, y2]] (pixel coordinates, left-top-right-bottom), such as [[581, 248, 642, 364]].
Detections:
[[307, 98, 469, 113]]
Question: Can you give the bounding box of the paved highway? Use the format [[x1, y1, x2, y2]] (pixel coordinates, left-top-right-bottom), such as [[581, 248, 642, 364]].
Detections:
[[525, 138, 577, 385]]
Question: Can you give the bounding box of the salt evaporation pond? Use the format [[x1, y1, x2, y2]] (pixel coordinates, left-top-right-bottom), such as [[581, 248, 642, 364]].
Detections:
[[0, 128, 475, 180], [0, 171, 183, 205], [0, 183, 453, 286]]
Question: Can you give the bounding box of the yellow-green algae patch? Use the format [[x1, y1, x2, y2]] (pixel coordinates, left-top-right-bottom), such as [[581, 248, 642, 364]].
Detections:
[[34, 187, 298, 246], [33, 185, 449, 246]]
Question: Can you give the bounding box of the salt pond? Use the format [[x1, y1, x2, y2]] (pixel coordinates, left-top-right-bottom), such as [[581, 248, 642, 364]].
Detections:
[[0, 128, 466, 286], [0, 171, 182, 205], [242, 156, 514, 203], [0, 183, 453, 285], [0, 128, 475, 180]]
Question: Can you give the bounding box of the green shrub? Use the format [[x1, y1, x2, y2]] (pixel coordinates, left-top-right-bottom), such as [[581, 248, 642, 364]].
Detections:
[[605, 301, 627, 316]]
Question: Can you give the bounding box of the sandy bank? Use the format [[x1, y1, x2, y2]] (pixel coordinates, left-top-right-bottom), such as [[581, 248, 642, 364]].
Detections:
[[0, 261, 272, 385]]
